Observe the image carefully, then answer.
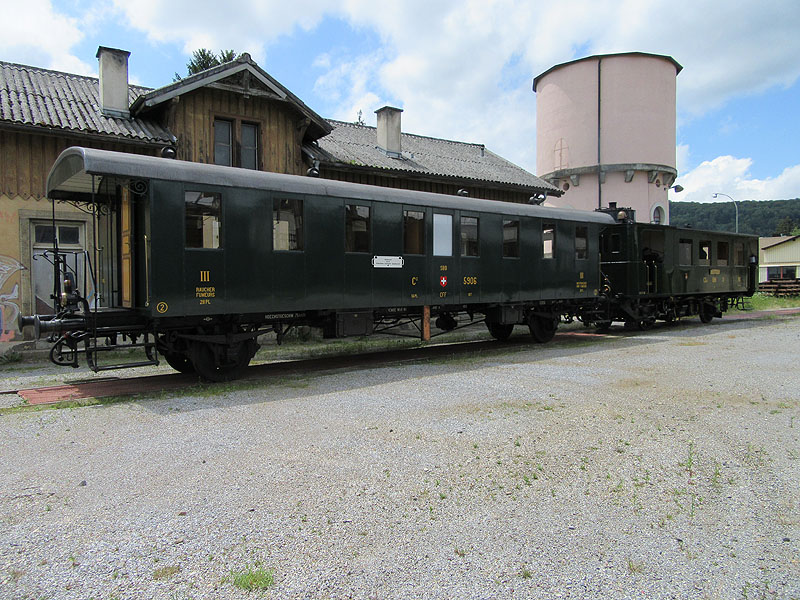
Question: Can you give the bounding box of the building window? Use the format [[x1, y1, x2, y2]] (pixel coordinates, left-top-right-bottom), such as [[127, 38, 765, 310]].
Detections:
[[543, 223, 555, 259], [679, 239, 692, 265], [698, 241, 711, 265], [185, 191, 222, 249], [575, 226, 588, 260], [403, 210, 425, 255], [345, 204, 370, 253], [503, 220, 519, 258], [214, 118, 260, 169], [214, 119, 232, 167], [273, 198, 303, 251], [652, 205, 664, 225], [460, 216, 479, 257], [433, 214, 453, 257]]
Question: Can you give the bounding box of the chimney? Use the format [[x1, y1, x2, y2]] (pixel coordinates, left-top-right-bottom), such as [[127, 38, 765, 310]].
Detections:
[[375, 106, 403, 158], [96, 46, 131, 118]]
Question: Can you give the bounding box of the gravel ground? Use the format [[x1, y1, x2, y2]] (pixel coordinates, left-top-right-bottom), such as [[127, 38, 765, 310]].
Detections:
[[1, 315, 799, 600]]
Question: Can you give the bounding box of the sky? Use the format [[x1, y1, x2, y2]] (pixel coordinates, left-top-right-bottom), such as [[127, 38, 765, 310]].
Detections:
[[2, 0, 799, 205]]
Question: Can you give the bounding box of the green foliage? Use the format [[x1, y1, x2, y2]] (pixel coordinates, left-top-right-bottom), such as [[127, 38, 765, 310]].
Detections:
[[224, 564, 274, 591], [669, 198, 800, 236], [174, 49, 240, 81]]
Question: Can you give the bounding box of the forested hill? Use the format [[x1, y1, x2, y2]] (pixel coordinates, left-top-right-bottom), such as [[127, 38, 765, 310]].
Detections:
[[669, 198, 800, 236]]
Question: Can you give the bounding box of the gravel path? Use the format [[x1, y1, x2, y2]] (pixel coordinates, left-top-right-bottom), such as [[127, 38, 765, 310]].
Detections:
[[1, 315, 799, 599]]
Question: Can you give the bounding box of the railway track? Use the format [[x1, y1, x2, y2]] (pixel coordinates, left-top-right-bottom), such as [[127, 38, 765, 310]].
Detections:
[[4, 308, 798, 407]]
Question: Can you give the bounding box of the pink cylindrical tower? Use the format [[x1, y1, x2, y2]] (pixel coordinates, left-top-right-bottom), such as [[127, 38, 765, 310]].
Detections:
[[534, 52, 682, 224]]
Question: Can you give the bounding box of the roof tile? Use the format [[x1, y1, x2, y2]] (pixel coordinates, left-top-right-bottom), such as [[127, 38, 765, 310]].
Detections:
[[0, 61, 172, 144]]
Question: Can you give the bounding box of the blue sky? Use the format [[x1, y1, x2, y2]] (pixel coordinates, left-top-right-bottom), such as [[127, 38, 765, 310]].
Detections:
[[3, 0, 799, 204]]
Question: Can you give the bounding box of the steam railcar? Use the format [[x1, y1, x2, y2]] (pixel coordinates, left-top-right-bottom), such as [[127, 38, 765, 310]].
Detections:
[[20, 147, 758, 380]]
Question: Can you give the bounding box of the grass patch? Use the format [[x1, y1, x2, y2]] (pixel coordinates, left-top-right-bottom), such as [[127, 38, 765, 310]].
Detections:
[[732, 293, 800, 312], [224, 564, 275, 591], [153, 565, 180, 580]]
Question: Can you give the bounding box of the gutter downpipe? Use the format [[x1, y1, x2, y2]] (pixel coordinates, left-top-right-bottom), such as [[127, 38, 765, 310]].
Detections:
[[597, 58, 602, 210]]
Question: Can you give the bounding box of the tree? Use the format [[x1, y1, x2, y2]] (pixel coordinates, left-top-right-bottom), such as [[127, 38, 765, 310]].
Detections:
[[774, 216, 798, 236], [173, 49, 240, 81]]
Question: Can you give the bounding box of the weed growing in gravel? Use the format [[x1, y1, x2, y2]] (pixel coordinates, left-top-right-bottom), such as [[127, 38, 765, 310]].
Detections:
[[520, 567, 532, 579], [224, 563, 274, 591], [679, 441, 697, 483], [626, 558, 644, 574], [153, 565, 180, 580]]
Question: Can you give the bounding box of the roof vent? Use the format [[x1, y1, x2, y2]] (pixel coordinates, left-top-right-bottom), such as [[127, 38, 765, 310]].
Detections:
[[375, 106, 403, 158], [96, 46, 131, 118]]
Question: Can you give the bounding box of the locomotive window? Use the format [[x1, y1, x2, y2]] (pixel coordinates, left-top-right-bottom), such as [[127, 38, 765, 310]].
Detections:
[[433, 214, 453, 256], [273, 198, 304, 251], [403, 210, 425, 254], [503, 220, 519, 258], [460, 216, 479, 257], [698, 241, 711, 265], [185, 191, 222, 249], [735, 242, 745, 266], [611, 234, 621, 254], [345, 204, 371, 253], [717, 241, 729, 266], [575, 226, 588, 260], [543, 223, 555, 259], [214, 119, 232, 167], [679, 239, 692, 265]]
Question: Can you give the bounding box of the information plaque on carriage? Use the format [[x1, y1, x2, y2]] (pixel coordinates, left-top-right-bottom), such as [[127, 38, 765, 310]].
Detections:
[[372, 256, 404, 269]]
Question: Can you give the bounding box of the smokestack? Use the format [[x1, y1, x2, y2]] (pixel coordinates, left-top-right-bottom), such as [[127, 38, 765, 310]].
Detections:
[[96, 46, 131, 118], [375, 106, 403, 158]]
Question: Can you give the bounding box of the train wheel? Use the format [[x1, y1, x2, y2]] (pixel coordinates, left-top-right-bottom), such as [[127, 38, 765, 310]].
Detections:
[[189, 340, 255, 382], [163, 352, 195, 374], [529, 315, 558, 343], [699, 303, 715, 324], [594, 320, 613, 332], [486, 322, 514, 341]]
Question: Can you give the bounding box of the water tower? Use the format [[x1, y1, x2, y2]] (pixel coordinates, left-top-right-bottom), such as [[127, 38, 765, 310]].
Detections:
[[533, 52, 682, 224]]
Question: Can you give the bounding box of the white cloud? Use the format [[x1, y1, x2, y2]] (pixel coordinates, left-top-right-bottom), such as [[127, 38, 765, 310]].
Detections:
[[0, 0, 93, 74], [673, 155, 800, 203]]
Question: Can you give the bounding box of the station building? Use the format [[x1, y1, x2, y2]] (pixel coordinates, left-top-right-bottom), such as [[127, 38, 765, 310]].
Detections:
[[0, 47, 558, 342]]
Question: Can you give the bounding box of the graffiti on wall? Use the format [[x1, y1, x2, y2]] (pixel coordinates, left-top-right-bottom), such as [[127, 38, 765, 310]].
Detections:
[[0, 256, 26, 342]]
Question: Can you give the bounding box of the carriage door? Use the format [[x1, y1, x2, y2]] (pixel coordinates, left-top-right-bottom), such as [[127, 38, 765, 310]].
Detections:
[[31, 221, 90, 313], [431, 212, 456, 304], [120, 188, 133, 307], [640, 229, 665, 294]]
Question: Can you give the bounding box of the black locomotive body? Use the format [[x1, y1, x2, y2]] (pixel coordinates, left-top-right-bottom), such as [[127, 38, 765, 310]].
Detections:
[[20, 147, 758, 380]]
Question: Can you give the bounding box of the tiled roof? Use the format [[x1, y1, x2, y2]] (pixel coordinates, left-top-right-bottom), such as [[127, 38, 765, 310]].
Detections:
[[310, 119, 558, 192], [0, 61, 173, 144]]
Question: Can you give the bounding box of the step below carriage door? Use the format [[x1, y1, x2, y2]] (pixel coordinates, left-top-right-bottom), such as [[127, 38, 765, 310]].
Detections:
[[430, 210, 456, 304]]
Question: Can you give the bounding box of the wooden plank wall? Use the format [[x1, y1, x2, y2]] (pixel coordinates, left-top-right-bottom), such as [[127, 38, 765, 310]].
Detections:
[[0, 130, 156, 199], [166, 87, 306, 176]]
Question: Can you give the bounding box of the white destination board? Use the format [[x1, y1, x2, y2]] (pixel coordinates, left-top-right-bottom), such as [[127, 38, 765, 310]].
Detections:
[[372, 256, 404, 269]]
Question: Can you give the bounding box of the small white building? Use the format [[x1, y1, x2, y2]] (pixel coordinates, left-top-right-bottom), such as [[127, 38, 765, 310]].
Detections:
[[759, 236, 800, 282]]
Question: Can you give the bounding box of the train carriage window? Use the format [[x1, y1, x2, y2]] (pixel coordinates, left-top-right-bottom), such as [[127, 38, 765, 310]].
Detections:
[[575, 226, 588, 260], [403, 210, 425, 254], [698, 241, 711, 266], [345, 204, 371, 253], [543, 223, 555, 259], [679, 239, 692, 265], [273, 198, 304, 251], [185, 191, 222, 249], [433, 214, 453, 257], [503, 220, 519, 258], [717, 241, 729, 266], [734, 242, 745, 266], [460, 216, 479, 257]]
